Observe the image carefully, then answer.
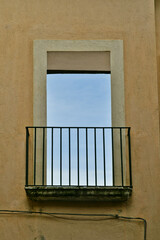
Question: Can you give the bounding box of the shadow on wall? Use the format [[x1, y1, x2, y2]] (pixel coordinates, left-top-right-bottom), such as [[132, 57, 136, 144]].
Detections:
[[34, 235, 45, 240]]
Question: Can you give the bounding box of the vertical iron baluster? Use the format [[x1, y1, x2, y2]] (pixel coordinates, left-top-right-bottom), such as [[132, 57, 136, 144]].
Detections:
[[120, 128, 124, 186], [69, 128, 71, 186], [103, 128, 106, 186], [112, 128, 115, 186], [51, 128, 53, 186], [60, 128, 62, 186], [34, 128, 36, 185], [77, 128, 79, 186], [128, 128, 132, 187], [86, 128, 88, 186], [42, 128, 45, 185], [26, 127, 29, 186], [94, 128, 97, 186]]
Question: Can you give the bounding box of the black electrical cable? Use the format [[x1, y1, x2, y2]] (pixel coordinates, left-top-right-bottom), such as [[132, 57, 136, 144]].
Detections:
[[0, 210, 147, 240]]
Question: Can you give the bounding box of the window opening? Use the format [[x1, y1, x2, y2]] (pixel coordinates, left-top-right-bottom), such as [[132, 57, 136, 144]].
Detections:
[[46, 72, 113, 186]]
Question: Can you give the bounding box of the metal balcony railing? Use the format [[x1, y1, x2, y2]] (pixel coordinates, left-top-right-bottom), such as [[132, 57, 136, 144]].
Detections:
[[25, 127, 132, 188]]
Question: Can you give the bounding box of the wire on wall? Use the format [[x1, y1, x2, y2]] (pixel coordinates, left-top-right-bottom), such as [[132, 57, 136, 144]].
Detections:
[[0, 210, 147, 240]]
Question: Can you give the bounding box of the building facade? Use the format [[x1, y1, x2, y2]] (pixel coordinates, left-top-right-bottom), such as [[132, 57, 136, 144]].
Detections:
[[0, 0, 160, 239]]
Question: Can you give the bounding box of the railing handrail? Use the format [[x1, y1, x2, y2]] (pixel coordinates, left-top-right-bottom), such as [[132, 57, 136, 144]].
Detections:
[[26, 126, 131, 129]]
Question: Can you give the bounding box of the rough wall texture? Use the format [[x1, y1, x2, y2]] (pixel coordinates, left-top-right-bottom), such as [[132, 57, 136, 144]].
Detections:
[[155, 0, 160, 129], [0, 0, 160, 239]]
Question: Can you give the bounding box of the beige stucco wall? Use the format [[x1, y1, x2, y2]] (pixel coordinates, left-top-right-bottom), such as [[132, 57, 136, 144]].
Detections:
[[0, 0, 160, 239], [155, 0, 160, 130]]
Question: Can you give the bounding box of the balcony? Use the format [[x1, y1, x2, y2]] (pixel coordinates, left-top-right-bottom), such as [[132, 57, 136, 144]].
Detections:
[[25, 127, 132, 201]]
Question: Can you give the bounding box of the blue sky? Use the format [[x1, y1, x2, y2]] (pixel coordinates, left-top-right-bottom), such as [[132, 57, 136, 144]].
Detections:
[[46, 74, 112, 186], [47, 74, 111, 127]]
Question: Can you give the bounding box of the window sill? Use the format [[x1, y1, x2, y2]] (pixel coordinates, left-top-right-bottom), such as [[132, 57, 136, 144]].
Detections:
[[25, 186, 132, 201]]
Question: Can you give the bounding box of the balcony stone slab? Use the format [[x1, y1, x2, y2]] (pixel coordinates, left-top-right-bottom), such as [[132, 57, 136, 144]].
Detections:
[[25, 186, 132, 201]]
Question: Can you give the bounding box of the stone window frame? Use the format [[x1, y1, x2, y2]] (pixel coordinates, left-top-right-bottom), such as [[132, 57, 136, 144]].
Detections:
[[33, 40, 125, 186], [33, 40, 125, 127]]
